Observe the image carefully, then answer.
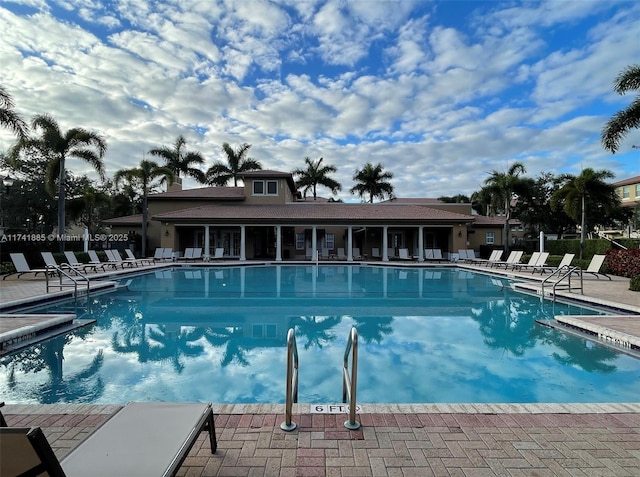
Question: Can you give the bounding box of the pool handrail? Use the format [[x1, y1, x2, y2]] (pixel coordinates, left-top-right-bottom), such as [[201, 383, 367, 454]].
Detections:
[[342, 327, 360, 430], [45, 263, 90, 300], [280, 328, 299, 431], [541, 265, 583, 302]]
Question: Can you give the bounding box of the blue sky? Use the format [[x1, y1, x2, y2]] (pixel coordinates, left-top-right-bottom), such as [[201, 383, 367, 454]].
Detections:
[[0, 0, 638, 201]]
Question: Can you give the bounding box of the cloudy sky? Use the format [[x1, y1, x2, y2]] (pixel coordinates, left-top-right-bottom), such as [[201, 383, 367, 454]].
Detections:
[[1, 0, 638, 201]]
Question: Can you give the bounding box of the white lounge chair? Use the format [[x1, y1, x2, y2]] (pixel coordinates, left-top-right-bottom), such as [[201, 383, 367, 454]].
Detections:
[[124, 249, 153, 266], [581, 254, 611, 280], [398, 248, 412, 260], [336, 248, 347, 260], [88, 250, 117, 270], [162, 248, 174, 261], [352, 248, 363, 260], [153, 248, 166, 261], [40, 251, 59, 268], [3, 253, 52, 280], [533, 253, 575, 274], [210, 247, 225, 260], [106, 249, 136, 268], [371, 248, 381, 259], [177, 248, 194, 261], [64, 251, 99, 273], [0, 402, 216, 477], [513, 252, 549, 272], [491, 250, 523, 268]]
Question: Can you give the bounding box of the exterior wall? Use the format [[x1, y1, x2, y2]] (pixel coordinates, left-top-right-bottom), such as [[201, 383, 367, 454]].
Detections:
[[243, 178, 289, 205], [616, 179, 640, 207]]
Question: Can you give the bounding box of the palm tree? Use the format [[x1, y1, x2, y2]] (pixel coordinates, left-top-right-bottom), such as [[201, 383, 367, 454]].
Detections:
[[483, 162, 527, 252], [148, 135, 206, 185], [550, 168, 616, 258], [350, 162, 394, 203], [9, 114, 106, 240], [114, 160, 174, 257], [0, 85, 28, 138], [292, 156, 342, 200], [206, 143, 262, 186], [601, 64, 640, 154]]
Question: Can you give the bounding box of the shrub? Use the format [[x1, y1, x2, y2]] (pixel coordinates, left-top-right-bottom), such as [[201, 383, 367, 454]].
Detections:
[[605, 248, 640, 278], [631, 275, 640, 292]]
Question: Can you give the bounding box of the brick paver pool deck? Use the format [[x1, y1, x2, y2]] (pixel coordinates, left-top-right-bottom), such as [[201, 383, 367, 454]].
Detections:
[[1, 260, 639, 476]]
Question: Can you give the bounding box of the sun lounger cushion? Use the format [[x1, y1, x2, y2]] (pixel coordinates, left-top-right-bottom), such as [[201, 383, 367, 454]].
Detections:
[[61, 402, 216, 477]]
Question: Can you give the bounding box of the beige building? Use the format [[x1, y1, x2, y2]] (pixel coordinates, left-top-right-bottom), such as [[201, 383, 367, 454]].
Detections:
[[104, 170, 509, 261], [613, 175, 640, 209]]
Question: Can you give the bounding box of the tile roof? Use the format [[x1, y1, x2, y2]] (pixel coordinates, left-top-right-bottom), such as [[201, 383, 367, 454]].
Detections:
[[152, 202, 476, 224], [103, 214, 143, 225], [612, 175, 640, 187], [148, 186, 245, 200]]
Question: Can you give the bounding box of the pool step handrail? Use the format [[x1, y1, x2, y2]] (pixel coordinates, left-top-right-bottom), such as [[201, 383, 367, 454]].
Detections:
[[342, 327, 360, 430], [281, 328, 299, 431], [541, 266, 583, 303], [45, 264, 90, 300]]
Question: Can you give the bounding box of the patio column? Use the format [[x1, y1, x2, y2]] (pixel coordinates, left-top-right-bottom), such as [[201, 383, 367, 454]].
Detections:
[[312, 225, 317, 261], [417, 226, 424, 262], [240, 225, 246, 261], [275, 225, 282, 261], [347, 226, 353, 261], [382, 226, 389, 262], [204, 225, 210, 261]]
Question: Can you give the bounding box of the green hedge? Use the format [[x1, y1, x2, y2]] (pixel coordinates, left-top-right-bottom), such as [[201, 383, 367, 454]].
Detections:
[[546, 238, 639, 259]]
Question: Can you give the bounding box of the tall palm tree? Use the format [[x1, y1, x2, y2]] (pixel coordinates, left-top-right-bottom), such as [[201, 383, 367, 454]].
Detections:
[[0, 85, 28, 138], [148, 135, 206, 185], [9, 114, 106, 240], [601, 64, 640, 154], [483, 162, 527, 252], [206, 143, 262, 186], [550, 168, 616, 258], [292, 156, 342, 200], [350, 162, 394, 203], [114, 160, 174, 257]]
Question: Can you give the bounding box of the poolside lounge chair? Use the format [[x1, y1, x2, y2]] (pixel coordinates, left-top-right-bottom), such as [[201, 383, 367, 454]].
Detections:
[[88, 250, 117, 270], [106, 249, 136, 268], [163, 248, 175, 261], [3, 253, 52, 280], [490, 250, 523, 268], [336, 248, 347, 260], [513, 252, 549, 272], [0, 402, 216, 477], [153, 247, 166, 261], [474, 249, 503, 266], [581, 254, 611, 280], [177, 248, 194, 261], [386, 248, 396, 260], [533, 253, 575, 274], [124, 249, 154, 266], [210, 247, 225, 260], [371, 248, 381, 259], [398, 248, 412, 260], [352, 248, 363, 260], [40, 251, 59, 269], [64, 251, 99, 273]]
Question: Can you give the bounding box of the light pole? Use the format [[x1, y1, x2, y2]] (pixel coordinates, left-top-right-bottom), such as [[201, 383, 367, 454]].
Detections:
[[0, 175, 14, 236]]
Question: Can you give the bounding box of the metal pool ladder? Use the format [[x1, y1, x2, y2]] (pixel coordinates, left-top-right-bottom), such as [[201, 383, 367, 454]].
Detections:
[[343, 327, 360, 430], [541, 266, 583, 303], [281, 328, 299, 431], [45, 264, 90, 300]]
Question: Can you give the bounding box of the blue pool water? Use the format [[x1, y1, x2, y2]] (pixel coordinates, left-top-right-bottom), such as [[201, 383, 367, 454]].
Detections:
[[1, 265, 639, 405]]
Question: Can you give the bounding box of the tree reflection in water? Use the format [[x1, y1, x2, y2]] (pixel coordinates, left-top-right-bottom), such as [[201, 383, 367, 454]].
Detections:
[[1, 333, 105, 403], [291, 316, 340, 349]]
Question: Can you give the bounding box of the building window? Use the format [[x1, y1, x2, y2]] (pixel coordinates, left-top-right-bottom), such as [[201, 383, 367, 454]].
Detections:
[[296, 233, 305, 250], [622, 186, 630, 199], [326, 233, 335, 250], [636, 184, 640, 198], [486, 232, 495, 245], [253, 180, 278, 195]]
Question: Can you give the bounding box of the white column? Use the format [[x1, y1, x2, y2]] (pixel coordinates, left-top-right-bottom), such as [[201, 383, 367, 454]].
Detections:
[[382, 226, 389, 262], [347, 226, 353, 261], [276, 265, 281, 296], [417, 226, 424, 262], [240, 225, 246, 261], [276, 225, 282, 261], [204, 225, 210, 261], [311, 225, 317, 261]]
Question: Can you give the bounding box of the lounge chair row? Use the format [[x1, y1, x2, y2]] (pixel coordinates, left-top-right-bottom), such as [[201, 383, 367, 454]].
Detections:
[[0, 401, 216, 477]]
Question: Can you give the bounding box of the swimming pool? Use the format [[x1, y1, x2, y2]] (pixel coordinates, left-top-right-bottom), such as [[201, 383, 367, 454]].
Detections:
[[2, 265, 639, 405]]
